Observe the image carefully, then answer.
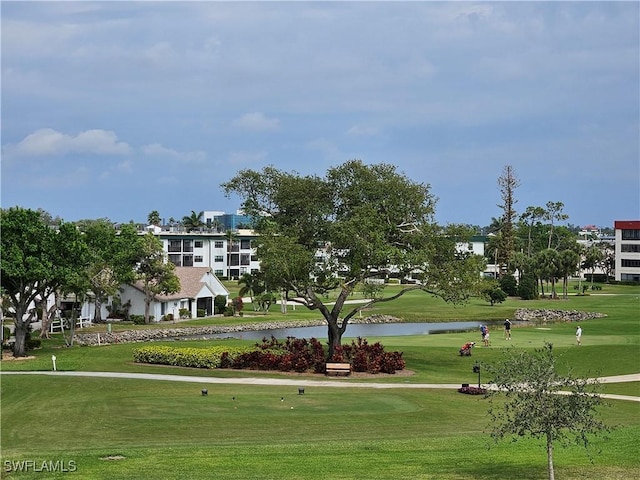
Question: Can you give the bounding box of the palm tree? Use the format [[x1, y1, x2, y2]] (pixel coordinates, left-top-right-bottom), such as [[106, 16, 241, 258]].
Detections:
[[238, 272, 265, 309], [147, 210, 161, 226], [558, 249, 580, 299], [182, 211, 204, 232]]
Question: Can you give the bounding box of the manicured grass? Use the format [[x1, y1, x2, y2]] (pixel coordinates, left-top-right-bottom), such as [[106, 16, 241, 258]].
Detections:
[[1, 286, 639, 479], [1, 375, 639, 479]]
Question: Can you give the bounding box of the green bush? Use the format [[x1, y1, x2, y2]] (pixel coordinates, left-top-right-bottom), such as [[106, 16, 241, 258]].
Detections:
[[214, 295, 227, 315], [499, 275, 518, 296], [26, 338, 41, 350], [132, 345, 249, 369], [518, 272, 538, 300], [179, 308, 190, 319], [130, 315, 146, 325]]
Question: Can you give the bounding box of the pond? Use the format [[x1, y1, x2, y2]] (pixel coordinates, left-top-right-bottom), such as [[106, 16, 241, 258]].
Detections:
[[175, 321, 484, 341]]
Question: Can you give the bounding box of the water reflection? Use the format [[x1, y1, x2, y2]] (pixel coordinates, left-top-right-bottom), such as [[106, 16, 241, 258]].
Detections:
[[175, 321, 483, 341]]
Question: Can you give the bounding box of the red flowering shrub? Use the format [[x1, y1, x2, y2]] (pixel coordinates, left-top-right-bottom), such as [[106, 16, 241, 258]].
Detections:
[[223, 335, 404, 374], [329, 337, 405, 374], [458, 386, 487, 395]]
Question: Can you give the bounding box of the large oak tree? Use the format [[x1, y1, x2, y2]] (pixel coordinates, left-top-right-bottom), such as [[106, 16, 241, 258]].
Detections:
[[1, 208, 88, 356], [222, 160, 485, 357]]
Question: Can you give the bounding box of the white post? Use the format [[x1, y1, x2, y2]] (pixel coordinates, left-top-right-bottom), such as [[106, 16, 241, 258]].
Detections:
[[51, 355, 57, 371]]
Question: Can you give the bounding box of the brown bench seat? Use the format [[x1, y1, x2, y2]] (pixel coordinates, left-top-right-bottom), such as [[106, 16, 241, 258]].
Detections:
[[325, 362, 351, 376]]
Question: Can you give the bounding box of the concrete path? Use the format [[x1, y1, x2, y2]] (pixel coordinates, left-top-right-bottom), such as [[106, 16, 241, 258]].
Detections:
[[2, 371, 639, 402]]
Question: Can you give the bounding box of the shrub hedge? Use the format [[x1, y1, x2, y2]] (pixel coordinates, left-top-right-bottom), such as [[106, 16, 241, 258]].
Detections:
[[133, 345, 249, 369], [132, 337, 406, 374]]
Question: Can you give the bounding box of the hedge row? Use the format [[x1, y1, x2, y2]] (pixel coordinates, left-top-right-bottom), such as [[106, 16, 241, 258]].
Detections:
[[132, 345, 249, 369], [132, 337, 406, 374]]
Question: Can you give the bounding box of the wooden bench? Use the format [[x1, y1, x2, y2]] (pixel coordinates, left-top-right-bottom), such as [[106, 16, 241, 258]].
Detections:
[[325, 363, 351, 377]]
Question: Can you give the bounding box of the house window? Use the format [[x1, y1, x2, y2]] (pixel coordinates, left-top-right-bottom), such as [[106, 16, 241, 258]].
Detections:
[[194, 240, 203, 248], [240, 239, 251, 250], [168, 254, 181, 266], [194, 255, 203, 263], [214, 240, 224, 248], [214, 255, 224, 262], [183, 240, 193, 252], [214, 269, 224, 276], [183, 255, 194, 267], [168, 240, 182, 252], [241, 253, 250, 266]]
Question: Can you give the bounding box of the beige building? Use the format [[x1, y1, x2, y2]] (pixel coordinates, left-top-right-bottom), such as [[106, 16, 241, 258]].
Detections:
[[614, 220, 640, 283]]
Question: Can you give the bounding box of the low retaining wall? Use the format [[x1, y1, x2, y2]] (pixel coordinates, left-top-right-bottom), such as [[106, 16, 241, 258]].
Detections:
[[74, 314, 403, 346], [514, 308, 606, 323]]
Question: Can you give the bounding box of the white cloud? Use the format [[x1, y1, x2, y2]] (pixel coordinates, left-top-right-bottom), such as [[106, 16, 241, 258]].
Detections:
[[346, 125, 379, 137], [141, 143, 206, 163], [231, 112, 280, 132], [4, 128, 132, 157]]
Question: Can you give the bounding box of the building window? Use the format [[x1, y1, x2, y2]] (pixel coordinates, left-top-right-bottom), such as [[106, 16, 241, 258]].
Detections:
[[622, 229, 640, 240], [168, 240, 181, 252], [194, 240, 203, 248], [621, 259, 640, 268], [251, 254, 258, 262], [183, 240, 193, 252], [240, 239, 251, 250], [230, 254, 239, 266], [241, 253, 251, 266], [621, 244, 640, 253], [214, 240, 224, 248], [168, 254, 181, 266], [183, 255, 194, 267], [230, 241, 239, 252], [214, 255, 224, 262], [214, 269, 224, 276], [621, 273, 640, 282], [194, 255, 203, 263]]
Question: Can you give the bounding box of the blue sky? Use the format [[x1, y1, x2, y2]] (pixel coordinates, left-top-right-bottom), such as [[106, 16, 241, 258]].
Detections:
[[2, 1, 638, 228]]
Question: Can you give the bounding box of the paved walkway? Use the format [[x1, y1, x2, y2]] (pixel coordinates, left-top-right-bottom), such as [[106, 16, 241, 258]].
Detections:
[[3, 371, 639, 402]]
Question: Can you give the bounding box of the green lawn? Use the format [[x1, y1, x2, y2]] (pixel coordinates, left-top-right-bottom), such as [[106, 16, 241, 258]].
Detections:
[[1, 286, 639, 479]]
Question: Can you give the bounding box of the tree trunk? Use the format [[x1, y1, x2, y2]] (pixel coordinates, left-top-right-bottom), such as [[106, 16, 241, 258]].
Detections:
[[547, 432, 555, 480], [93, 297, 103, 323], [144, 291, 152, 324], [326, 321, 343, 359], [40, 294, 60, 339], [39, 300, 53, 339], [12, 306, 29, 358]]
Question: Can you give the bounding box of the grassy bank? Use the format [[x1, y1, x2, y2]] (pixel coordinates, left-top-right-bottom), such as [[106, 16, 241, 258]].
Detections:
[[1, 286, 638, 479]]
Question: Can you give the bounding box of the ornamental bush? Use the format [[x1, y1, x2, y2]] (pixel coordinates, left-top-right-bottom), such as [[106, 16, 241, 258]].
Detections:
[[331, 337, 405, 374], [132, 345, 249, 369], [133, 337, 405, 374]]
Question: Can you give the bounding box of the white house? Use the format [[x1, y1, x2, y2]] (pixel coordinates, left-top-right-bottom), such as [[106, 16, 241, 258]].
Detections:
[[119, 267, 229, 321]]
